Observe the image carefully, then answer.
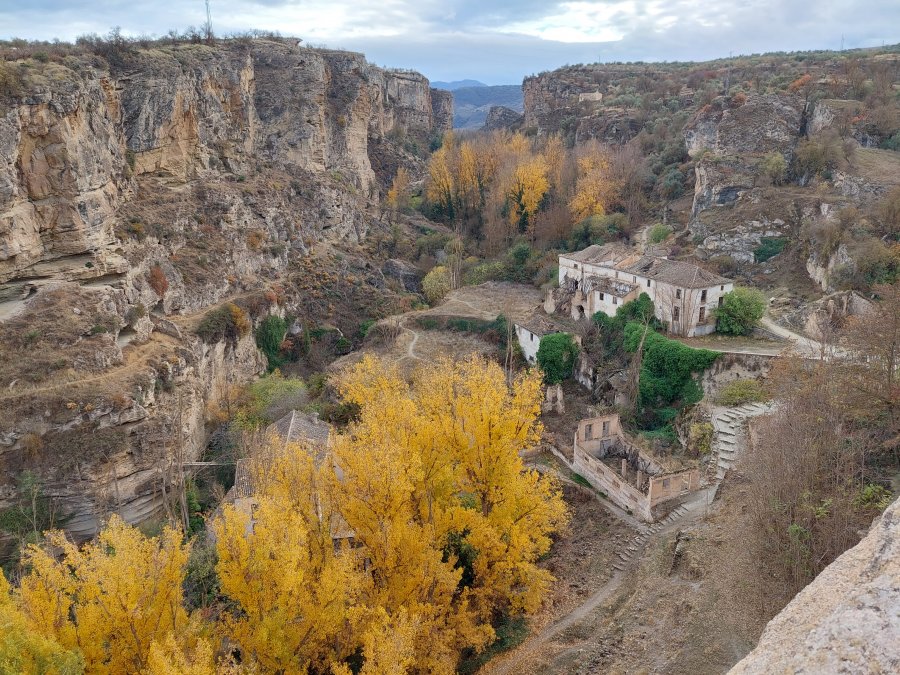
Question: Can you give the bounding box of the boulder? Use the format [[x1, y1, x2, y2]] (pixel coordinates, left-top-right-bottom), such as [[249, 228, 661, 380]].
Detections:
[[382, 258, 422, 292]]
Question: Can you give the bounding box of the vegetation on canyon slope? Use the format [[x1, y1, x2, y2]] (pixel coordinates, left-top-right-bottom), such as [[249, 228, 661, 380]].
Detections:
[[2, 356, 567, 674]]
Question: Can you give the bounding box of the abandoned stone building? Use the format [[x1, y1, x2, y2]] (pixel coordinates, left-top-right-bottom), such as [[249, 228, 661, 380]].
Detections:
[[222, 410, 353, 542], [513, 312, 577, 364], [551, 244, 734, 336], [572, 412, 700, 521]]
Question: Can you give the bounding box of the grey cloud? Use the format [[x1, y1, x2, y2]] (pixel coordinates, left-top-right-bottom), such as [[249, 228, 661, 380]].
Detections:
[[0, 1, 896, 84]]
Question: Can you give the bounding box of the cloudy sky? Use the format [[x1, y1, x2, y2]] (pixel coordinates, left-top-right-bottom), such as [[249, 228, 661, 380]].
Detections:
[[2, 1, 898, 84]]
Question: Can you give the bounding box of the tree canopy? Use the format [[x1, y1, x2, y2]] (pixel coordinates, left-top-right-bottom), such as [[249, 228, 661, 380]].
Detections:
[[715, 287, 766, 335], [536, 332, 580, 384]]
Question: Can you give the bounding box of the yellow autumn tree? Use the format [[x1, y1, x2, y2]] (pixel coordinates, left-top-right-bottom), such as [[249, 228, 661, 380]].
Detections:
[[426, 133, 457, 220], [0, 570, 83, 675], [144, 622, 217, 675], [335, 355, 568, 671], [386, 166, 411, 213], [18, 515, 192, 674], [568, 144, 622, 221], [542, 134, 566, 195], [506, 157, 549, 234], [412, 358, 568, 616], [213, 440, 365, 673]]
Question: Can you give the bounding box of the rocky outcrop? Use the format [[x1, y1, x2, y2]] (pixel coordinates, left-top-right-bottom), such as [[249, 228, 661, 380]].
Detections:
[[0, 40, 449, 285], [683, 94, 804, 224], [483, 105, 524, 132], [690, 158, 758, 220], [0, 78, 129, 282], [697, 217, 787, 263], [381, 258, 421, 293], [730, 496, 900, 674], [431, 88, 454, 135], [683, 94, 804, 159], [806, 243, 853, 291]]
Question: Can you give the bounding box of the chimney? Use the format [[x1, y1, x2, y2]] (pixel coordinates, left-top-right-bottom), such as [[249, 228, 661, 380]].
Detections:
[[621, 458, 627, 476]]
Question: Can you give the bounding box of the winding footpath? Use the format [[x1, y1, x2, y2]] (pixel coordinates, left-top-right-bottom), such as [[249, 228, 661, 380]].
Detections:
[[485, 485, 716, 675]]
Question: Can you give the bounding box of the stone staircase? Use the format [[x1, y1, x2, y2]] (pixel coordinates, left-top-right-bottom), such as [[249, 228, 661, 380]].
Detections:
[[610, 501, 697, 571], [708, 401, 773, 482]]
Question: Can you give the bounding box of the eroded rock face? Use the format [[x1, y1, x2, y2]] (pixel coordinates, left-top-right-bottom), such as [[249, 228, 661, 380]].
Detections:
[[683, 94, 804, 224], [683, 94, 804, 159], [729, 497, 900, 674], [0, 79, 128, 282], [0, 41, 450, 285], [697, 217, 787, 263], [483, 105, 524, 132]]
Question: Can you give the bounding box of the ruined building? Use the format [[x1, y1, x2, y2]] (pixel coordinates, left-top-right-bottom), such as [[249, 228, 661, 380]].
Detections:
[[572, 412, 701, 521]]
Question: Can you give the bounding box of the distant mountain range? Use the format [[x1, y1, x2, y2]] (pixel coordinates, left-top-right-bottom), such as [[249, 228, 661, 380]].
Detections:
[[430, 79, 487, 90], [431, 81, 524, 130]]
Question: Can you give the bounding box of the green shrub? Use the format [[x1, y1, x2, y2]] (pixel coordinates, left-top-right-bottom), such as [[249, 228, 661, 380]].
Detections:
[[648, 223, 672, 244], [717, 378, 769, 405], [754, 237, 786, 262], [689, 422, 714, 456], [623, 323, 718, 407], [536, 332, 580, 384], [880, 132, 900, 152], [464, 260, 506, 285], [759, 152, 787, 185], [415, 231, 452, 258], [422, 266, 451, 305], [255, 315, 288, 371], [357, 319, 375, 339], [196, 303, 251, 344], [715, 287, 766, 335], [234, 372, 306, 430]]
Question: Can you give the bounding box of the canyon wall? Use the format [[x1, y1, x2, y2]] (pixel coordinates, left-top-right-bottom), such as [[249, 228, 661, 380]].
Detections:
[[0, 38, 450, 550], [1, 40, 450, 284]]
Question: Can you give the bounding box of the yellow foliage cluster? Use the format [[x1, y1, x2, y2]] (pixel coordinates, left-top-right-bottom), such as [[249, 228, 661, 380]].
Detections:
[[568, 145, 623, 222], [5, 357, 567, 674], [424, 130, 623, 247], [386, 166, 411, 212]]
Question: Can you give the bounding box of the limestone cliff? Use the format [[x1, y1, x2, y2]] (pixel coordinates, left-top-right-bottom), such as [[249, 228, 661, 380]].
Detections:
[[1, 40, 450, 285], [730, 496, 900, 674], [0, 38, 450, 552], [483, 105, 524, 132]]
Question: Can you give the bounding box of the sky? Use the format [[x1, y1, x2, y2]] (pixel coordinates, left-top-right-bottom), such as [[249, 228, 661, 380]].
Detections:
[[2, 1, 898, 84]]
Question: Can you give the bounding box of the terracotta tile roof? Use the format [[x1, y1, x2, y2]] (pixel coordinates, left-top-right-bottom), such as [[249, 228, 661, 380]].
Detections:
[[231, 458, 255, 499], [270, 410, 331, 446], [618, 256, 730, 288], [563, 243, 634, 265]]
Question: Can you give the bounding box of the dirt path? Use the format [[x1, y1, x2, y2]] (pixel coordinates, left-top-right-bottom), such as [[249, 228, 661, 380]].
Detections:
[[1, 332, 177, 401], [759, 315, 827, 358], [398, 323, 426, 363], [483, 486, 716, 674]]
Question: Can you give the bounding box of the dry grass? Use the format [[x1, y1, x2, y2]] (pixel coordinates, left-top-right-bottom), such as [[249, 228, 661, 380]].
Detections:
[[0, 285, 122, 390], [513, 478, 776, 675], [849, 148, 900, 188]]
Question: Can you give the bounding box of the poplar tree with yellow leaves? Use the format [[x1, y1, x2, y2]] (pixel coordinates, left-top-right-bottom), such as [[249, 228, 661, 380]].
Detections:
[[0, 570, 83, 674], [386, 166, 411, 213], [505, 157, 550, 235], [17, 515, 208, 674], [568, 143, 623, 222], [214, 441, 364, 673], [335, 355, 568, 672]]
